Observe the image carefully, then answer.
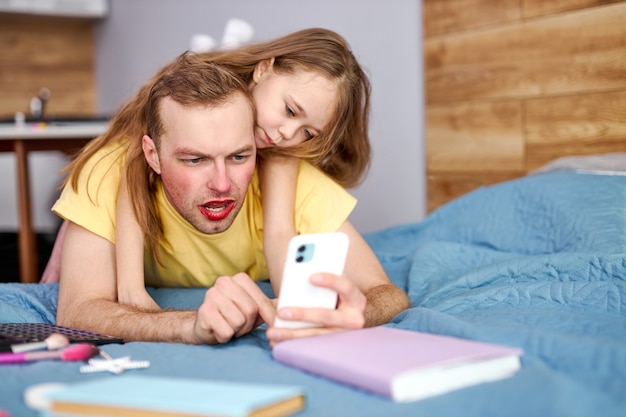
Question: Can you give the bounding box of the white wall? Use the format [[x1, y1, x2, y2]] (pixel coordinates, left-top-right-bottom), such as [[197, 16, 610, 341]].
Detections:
[[0, 0, 425, 234]]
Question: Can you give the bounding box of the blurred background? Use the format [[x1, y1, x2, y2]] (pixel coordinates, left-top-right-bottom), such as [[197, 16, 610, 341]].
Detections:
[[0, 0, 425, 281]]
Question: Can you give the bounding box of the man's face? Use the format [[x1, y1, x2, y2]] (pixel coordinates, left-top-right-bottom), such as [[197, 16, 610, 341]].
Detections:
[[143, 93, 256, 234]]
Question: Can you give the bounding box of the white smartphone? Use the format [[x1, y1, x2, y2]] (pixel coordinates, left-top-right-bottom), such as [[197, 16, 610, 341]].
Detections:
[[273, 232, 350, 329]]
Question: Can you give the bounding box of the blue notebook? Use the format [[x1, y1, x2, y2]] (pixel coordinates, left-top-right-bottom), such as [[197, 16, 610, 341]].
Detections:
[[44, 375, 305, 417]]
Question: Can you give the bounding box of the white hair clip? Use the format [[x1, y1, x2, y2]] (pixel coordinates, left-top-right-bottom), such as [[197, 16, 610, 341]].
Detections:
[[79, 350, 150, 375]]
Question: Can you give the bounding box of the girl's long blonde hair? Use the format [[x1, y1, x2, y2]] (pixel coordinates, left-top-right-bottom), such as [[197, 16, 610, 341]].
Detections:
[[199, 27, 372, 189], [63, 28, 371, 253]]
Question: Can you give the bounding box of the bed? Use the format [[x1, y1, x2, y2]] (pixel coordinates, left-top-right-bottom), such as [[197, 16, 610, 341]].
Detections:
[[1, 165, 625, 416]]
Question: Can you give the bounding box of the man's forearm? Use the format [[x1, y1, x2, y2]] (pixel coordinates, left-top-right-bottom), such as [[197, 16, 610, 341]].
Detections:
[[56, 298, 198, 344], [363, 284, 410, 327]]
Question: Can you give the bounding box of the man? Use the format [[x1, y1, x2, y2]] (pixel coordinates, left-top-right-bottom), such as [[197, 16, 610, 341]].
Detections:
[[53, 53, 409, 346]]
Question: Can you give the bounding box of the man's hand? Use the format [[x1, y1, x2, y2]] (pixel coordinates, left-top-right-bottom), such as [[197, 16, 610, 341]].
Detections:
[[266, 272, 366, 346], [193, 273, 277, 345]]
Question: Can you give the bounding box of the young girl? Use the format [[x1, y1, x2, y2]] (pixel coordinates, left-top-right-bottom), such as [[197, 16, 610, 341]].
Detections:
[[43, 28, 372, 311]]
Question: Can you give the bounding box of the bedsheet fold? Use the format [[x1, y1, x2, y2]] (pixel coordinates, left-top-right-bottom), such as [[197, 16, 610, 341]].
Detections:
[[1, 171, 625, 417]]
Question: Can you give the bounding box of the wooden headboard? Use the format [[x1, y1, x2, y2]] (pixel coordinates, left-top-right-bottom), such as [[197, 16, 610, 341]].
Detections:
[[423, 0, 626, 212]]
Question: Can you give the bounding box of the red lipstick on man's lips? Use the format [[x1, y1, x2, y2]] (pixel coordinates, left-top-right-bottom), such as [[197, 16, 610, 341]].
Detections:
[[199, 199, 235, 221]]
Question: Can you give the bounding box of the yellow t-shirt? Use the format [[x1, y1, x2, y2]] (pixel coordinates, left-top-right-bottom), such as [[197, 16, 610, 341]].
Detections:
[[52, 141, 357, 287]]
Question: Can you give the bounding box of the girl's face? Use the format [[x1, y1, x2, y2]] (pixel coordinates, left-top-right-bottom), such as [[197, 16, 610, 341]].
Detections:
[[250, 60, 338, 150]]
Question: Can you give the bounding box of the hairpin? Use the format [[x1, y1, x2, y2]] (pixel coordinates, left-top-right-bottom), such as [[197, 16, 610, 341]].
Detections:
[[80, 349, 150, 374]]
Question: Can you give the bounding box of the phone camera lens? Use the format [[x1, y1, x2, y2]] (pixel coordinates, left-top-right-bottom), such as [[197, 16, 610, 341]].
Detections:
[[297, 245, 306, 252], [296, 256, 304, 263]]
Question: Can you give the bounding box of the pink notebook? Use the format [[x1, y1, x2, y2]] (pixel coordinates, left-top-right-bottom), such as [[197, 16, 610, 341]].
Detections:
[[272, 326, 523, 402]]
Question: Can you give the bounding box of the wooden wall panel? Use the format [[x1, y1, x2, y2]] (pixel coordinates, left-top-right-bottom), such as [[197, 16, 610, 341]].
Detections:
[[424, 0, 626, 212], [0, 14, 96, 118], [427, 173, 521, 213], [425, 3, 626, 104], [525, 89, 626, 170], [423, 0, 623, 37], [522, 0, 623, 18], [423, 0, 521, 36], [427, 101, 524, 172]]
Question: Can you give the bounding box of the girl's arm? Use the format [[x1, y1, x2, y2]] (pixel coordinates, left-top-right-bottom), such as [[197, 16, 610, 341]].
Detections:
[[40, 220, 68, 283], [116, 178, 160, 310], [41, 184, 160, 314], [259, 155, 299, 297]]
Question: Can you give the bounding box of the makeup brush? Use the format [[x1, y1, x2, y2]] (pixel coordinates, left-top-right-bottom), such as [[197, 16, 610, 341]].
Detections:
[[9, 333, 69, 353], [0, 343, 100, 365]]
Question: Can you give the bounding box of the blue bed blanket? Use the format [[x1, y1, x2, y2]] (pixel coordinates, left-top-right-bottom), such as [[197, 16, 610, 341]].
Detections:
[[1, 170, 625, 417]]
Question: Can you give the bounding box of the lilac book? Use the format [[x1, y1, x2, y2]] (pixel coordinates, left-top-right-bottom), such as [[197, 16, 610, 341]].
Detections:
[[272, 326, 523, 402]]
